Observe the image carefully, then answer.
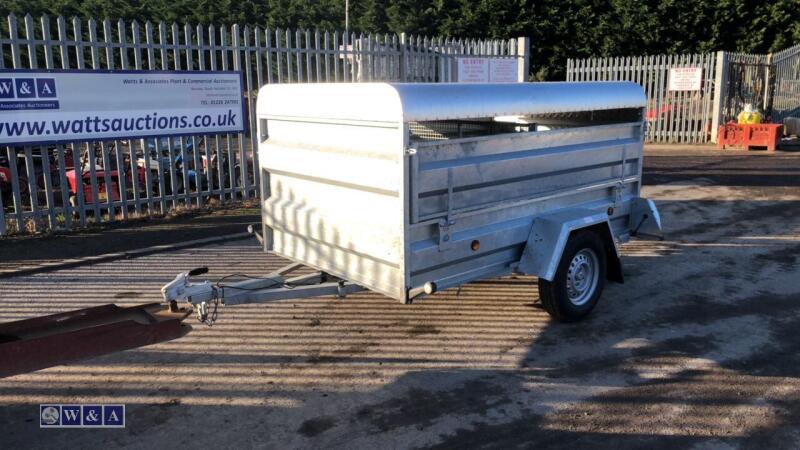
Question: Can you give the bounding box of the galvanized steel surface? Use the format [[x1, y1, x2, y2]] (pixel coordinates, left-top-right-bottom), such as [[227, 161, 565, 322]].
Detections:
[[258, 83, 645, 301], [259, 82, 645, 123], [407, 122, 643, 293]]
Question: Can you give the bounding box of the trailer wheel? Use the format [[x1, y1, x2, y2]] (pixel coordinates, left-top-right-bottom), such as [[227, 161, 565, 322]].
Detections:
[[538, 230, 606, 322]]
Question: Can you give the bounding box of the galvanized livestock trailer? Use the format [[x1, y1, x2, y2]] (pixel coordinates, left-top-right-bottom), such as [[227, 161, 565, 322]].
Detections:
[[162, 82, 662, 323]]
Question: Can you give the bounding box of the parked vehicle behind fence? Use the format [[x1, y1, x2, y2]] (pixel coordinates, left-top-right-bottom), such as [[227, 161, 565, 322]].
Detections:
[[67, 143, 146, 207]]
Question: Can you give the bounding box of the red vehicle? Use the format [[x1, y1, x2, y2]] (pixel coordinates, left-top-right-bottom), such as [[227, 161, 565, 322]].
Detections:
[[66, 145, 146, 205], [0, 165, 11, 207]]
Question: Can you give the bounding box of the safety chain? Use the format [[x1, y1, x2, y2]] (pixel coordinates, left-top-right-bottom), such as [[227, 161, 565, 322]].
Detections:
[[196, 287, 221, 327]]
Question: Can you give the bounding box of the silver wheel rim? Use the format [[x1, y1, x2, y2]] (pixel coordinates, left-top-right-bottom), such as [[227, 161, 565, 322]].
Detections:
[[566, 248, 599, 306]]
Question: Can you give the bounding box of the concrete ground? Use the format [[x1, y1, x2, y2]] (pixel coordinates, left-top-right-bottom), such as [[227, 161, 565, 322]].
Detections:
[[0, 145, 799, 449], [0, 204, 260, 274]]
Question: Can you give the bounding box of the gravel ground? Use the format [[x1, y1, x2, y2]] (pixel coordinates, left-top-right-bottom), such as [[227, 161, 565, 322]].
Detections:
[[0, 145, 799, 449]]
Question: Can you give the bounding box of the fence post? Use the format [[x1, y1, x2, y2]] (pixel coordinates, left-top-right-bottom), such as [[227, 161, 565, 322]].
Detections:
[[710, 51, 727, 143], [399, 32, 407, 81], [763, 52, 773, 116], [517, 36, 530, 82]]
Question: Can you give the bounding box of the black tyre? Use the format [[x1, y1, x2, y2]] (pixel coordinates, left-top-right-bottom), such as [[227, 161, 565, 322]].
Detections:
[[538, 230, 607, 322]]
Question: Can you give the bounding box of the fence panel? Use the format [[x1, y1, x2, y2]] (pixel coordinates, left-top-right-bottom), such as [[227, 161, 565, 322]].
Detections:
[[772, 43, 800, 123], [722, 52, 771, 123], [0, 14, 527, 235], [567, 53, 717, 143]]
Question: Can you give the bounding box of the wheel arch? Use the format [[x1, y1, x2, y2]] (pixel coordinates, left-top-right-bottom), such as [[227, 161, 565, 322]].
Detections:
[[517, 209, 623, 284]]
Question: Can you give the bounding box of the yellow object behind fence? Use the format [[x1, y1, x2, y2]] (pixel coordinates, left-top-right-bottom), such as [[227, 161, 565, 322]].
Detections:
[[737, 109, 762, 124]]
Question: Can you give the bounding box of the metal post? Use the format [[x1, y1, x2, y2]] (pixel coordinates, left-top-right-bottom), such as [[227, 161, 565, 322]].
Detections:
[[710, 51, 727, 143], [517, 36, 530, 82], [399, 32, 407, 82], [763, 52, 773, 117]]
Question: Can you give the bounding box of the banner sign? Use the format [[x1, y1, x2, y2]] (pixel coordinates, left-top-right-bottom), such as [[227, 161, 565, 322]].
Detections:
[[457, 58, 519, 83], [0, 70, 245, 146], [667, 67, 703, 91]]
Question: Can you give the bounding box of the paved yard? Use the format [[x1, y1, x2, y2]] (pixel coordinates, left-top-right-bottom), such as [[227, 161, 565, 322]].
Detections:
[[0, 146, 799, 449]]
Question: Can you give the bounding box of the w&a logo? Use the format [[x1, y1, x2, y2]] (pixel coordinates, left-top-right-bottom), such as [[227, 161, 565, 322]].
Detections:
[[0, 77, 57, 99]]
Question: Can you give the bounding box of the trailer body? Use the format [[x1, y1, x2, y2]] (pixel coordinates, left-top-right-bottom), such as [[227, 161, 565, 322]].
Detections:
[[255, 82, 658, 303]]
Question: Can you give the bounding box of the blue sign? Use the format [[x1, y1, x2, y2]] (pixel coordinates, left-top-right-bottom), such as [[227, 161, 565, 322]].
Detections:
[[61, 405, 81, 426], [104, 405, 125, 426], [0, 78, 13, 98], [82, 405, 103, 426], [0, 76, 59, 111], [36, 78, 57, 98], [40, 404, 126, 428]]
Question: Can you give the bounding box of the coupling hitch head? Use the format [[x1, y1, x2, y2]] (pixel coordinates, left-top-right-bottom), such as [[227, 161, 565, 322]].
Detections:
[[161, 268, 220, 325], [161, 268, 216, 305]]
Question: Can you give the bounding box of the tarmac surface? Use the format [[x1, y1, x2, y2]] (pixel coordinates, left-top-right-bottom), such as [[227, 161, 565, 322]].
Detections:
[[0, 145, 799, 449]]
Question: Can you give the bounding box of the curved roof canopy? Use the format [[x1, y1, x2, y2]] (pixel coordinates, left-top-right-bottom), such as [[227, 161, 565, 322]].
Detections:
[[257, 82, 646, 123]]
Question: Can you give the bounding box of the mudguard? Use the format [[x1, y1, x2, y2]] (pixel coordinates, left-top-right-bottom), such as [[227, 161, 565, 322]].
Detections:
[[517, 209, 622, 282], [630, 197, 663, 238]]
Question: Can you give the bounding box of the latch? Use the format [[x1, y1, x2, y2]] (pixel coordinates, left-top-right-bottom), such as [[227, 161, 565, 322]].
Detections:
[[437, 217, 456, 251], [613, 144, 628, 207], [613, 181, 624, 205], [438, 167, 456, 251]]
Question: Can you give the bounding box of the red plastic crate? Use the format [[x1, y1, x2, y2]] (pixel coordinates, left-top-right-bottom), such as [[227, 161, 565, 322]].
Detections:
[[717, 123, 782, 151]]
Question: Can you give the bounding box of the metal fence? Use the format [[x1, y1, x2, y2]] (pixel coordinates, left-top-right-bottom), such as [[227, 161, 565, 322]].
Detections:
[[566, 53, 717, 143], [0, 13, 528, 235], [567, 45, 800, 143], [719, 52, 771, 124], [772, 43, 800, 123]]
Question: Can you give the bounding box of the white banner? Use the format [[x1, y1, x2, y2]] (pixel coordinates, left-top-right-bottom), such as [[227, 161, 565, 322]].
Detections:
[[0, 70, 245, 146], [457, 57, 519, 83]]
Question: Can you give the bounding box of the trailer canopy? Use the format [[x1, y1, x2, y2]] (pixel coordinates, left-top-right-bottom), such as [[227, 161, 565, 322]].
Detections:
[[257, 82, 647, 124]]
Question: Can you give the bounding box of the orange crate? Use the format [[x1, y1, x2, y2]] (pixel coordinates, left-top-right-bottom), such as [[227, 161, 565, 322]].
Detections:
[[718, 123, 782, 151]]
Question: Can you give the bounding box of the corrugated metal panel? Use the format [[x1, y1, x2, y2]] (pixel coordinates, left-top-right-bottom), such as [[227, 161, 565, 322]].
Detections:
[[260, 120, 406, 300]]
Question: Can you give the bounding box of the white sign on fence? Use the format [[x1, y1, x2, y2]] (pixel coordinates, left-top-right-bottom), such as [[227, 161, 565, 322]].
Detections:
[[0, 70, 245, 146], [489, 59, 519, 83], [457, 58, 490, 82], [457, 58, 519, 83], [668, 67, 703, 91]]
